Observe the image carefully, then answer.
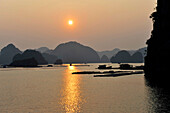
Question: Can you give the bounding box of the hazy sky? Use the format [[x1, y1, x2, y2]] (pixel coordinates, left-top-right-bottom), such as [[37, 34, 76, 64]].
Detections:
[[0, 0, 156, 51]]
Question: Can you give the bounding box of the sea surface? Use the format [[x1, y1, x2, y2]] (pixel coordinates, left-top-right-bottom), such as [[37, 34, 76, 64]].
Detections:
[[0, 63, 169, 113]]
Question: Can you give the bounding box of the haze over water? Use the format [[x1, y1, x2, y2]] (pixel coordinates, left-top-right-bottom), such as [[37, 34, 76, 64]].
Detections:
[[0, 0, 156, 51], [0, 63, 168, 113]]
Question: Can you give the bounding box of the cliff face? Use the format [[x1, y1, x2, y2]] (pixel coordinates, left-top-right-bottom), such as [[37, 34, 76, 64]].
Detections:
[[110, 50, 143, 63], [101, 55, 110, 63], [0, 44, 22, 65], [145, 0, 170, 81], [13, 50, 48, 65], [51, 41, 100, 63]]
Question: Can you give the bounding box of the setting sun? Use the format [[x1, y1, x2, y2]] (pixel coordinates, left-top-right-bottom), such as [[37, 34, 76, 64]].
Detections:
[[68, 20, 73, 25]]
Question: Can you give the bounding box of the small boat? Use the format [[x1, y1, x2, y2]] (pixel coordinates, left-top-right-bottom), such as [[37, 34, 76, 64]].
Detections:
[[47, 65, 53, 67], [98, 65, 113, 69], [2, 65, 7, 68]]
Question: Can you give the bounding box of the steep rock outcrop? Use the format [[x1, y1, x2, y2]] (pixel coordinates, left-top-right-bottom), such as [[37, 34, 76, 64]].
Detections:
[[0, 44, 22, 65], [111, 51, 143, 63], [137, 47, 147, 57], [9, 58, 38, 67], [42, 53, 58, 64], [101, 55, 110, 63], [131, 52, 143, 63], [51, 41, 100, 63], [13, 50, 48, 65], [110, 50, 131, 63], [145, 0, 170, 85]]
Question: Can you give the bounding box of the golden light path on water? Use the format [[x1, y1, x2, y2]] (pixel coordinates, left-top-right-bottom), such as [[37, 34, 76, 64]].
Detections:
[[59, 65, 84, 113]]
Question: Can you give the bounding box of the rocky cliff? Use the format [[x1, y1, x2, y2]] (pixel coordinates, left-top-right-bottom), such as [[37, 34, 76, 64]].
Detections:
[[0, 44, 22, 65], [51, 41, 100, 63], [110, 50, 143, 63], [145, 0, 170, 84], [13, 50, 48, 65]]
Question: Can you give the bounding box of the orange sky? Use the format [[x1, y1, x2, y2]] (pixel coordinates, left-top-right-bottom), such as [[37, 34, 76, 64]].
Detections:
[[0, 0, 156, 51]]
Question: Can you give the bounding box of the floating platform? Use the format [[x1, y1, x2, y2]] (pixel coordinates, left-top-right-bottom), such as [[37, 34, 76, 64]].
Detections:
[[94, 71, 144, 77]]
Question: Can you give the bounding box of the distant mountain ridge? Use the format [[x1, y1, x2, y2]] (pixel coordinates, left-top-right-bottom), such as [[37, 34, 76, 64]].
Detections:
[[0, 42, 147, 65], [36, 47, 50, 53], [97, 47, 147, 59], [98, 48, 120, 59]]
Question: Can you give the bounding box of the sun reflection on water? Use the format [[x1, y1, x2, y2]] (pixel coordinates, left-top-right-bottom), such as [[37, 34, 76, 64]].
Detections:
[[60, 65, 84, 113], [69, 65, 75, 70]]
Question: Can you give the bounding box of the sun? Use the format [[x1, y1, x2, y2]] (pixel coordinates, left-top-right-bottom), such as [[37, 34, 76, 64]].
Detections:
[[68, 20, 73, 25]]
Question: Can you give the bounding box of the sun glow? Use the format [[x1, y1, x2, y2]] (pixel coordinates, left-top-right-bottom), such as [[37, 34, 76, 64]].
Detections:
[[68, 20, 73, 25], [68, 65, 75, 70]]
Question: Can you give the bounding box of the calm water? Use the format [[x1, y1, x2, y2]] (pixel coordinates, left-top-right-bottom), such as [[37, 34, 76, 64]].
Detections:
[[0, 63, 169, 113]]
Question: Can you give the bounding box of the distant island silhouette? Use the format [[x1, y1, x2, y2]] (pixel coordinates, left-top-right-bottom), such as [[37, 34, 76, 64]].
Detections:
[[50, 41, 100, 63], [13, 50, 48, 65], [111, 50, 143, 63], [101, 55, 110, 63], [97, 47, 146, 59], [0, 44, 22, 65], [10, 58, 38, 67], [0, 41, 146, 66]]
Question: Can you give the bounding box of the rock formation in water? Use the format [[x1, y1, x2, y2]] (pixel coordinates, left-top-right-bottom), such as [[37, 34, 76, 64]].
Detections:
[[137, 47, 147, 57], [131, 52, 143, 63], [110, 50, 131, 63], [13, 50, 48, 65], [0, 44, 22, 65], [42, 53, 58, 64], [97, 47, 146, 59], [145, 0, 170, 83], [9, 58, 38, 67], [101, 55, 110, 63], [110, 50, 143, 63], [51, 41, 100, 63], [54, 59, 63, 65]]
